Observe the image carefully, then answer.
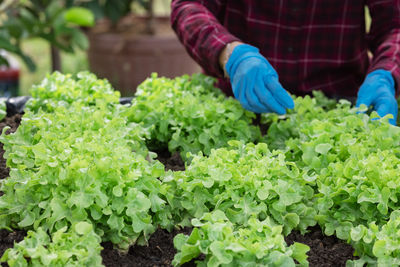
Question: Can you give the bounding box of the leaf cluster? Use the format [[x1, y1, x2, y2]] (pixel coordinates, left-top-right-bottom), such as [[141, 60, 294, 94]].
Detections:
[[3, 73, 400, 266], [0, 72, 167, 266], [261, 94, 400, 265], [173, 210, 309, 267], [26, 71, 120, 113], [163, 141, 316, 235], [1, 222, 103, 267], [164, 141, 316, 266], [0, 0, 94, 71], [127, 73, 261, 160]]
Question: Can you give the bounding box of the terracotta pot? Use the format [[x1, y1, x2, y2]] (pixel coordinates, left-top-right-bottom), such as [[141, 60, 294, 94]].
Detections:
[[87, 16, 200, 96]]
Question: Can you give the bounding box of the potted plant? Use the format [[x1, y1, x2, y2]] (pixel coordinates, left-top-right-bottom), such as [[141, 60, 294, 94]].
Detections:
[[81, 0, 200, 96]]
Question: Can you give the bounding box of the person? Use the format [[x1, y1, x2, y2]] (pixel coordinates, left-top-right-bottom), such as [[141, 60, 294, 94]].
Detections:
[[171, 1, 400, 125]]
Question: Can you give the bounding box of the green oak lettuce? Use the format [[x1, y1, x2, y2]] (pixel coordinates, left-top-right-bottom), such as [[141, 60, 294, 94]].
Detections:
[[126, 73, 261, 160], [26, 71, 120, 113], [0, 221, 104, 267], [262, 94, 400, 265], [162, 141, 317, 236], [173, 210, 309, 267], [0, 74, 166, 251], [348, 210, 400, 266], [4, 70, 400, 266]]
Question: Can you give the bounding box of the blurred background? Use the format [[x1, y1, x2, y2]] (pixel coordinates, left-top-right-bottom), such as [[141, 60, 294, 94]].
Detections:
[[0, 1, 371, 97], [0, 0, 200, 96]]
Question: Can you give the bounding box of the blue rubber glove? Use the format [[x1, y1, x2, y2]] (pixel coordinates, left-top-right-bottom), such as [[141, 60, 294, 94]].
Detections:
[[356, 69, 398, 125], [225, 44, 294, 114]]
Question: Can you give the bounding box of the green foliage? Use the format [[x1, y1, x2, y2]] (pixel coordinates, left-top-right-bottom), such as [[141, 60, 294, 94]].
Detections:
[[173, 210, 309, 267], [261, 94, 400, 265], [64, 7, 95, 27], [0, 72, 165, 251], [162, 141, 316, 235], [311, 91, 338, 111], [349, 210, 400, 266], [77, 0, 155, 24], [0, 222, 103, 267], [78, 0, 134, 24], [127, 73, 261, 160], [0, 99, 6, 121], [169, 92, 400, 265], [0, 0, 94, 71], [4, 72, 400, 266], [26, 71, 120, 113]]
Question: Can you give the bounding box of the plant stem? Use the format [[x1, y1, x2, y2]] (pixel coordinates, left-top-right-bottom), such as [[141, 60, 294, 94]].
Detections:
[[50, 45, 61, 72]]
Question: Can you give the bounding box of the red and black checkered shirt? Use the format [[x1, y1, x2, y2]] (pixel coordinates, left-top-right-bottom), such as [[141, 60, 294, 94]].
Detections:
[[171, 0, 400, 98]]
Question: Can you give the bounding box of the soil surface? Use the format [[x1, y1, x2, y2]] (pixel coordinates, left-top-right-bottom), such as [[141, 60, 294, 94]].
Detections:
[[101, 228, 196, 267], [0, 114, 357, 266], [285, 226, 357, 266], [155, 149, 185, 171], [0, 230, 25, 266], [0, 114, 22, 180]]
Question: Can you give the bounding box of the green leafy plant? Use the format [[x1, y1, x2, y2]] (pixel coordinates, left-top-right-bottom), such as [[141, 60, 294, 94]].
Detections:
[[162, 141, 317, 235], [1, 221, 103, 267], [261, 94, 400, 265], [173, 210, 309, 267], [4, 71, 400, 266], [349, 210, 400, 266], [127, 73, 261, 160], [25, 71, 121, 113], [0, 0, 94, 71], [0, 72, 165, 251]]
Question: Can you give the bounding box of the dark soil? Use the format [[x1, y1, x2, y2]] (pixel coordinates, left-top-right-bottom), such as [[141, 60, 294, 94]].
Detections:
[[253, 114, 270, 135], [0, 114, 25, 267], [0, 230, 25, 266], [101, 228, 195, 267], [155, 149, 185, 171], [0, 114, 356, 266], [285, 226, 357, 267], [0, 114, 22, 180], [100, 225, 356, 267]]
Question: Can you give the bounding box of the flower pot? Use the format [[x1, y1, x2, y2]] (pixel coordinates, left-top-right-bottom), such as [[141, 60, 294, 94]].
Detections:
[[86, 16, 200, 96]]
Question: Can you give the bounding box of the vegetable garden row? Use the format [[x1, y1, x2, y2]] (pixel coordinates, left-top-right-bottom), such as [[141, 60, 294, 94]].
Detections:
[[0, 72, 400, 266]]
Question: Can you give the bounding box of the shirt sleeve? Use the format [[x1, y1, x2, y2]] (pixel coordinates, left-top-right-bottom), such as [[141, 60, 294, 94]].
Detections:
[[171, 0, 241, 77], [367, 0, 400, 90]]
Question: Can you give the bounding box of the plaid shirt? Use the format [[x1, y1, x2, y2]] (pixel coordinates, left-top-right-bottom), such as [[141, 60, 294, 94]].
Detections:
[[171, 0, 400, 98]]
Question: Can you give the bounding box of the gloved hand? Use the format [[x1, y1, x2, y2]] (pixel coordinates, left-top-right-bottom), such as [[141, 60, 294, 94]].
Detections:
[[225, 44, 294, 114], [356, 69, 398, 125]]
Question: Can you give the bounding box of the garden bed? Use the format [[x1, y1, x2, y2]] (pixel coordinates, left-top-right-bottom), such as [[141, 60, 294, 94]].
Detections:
[[0, 113, 356, 267]]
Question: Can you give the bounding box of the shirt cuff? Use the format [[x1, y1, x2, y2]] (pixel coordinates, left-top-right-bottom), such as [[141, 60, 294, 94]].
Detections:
[[205, 34, 241, 78]]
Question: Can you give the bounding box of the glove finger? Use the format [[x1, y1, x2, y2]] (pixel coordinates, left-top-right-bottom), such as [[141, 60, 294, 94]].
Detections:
[[264, 76, 295, 109], [245, 90, 269, 113], [245, 75, 271, 113], [254, 85, 286, 115], [243, 102, 262, 113], [374, 97, 398, 125], [355, 84, 374, 108], [235, 78, 265, 114]]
